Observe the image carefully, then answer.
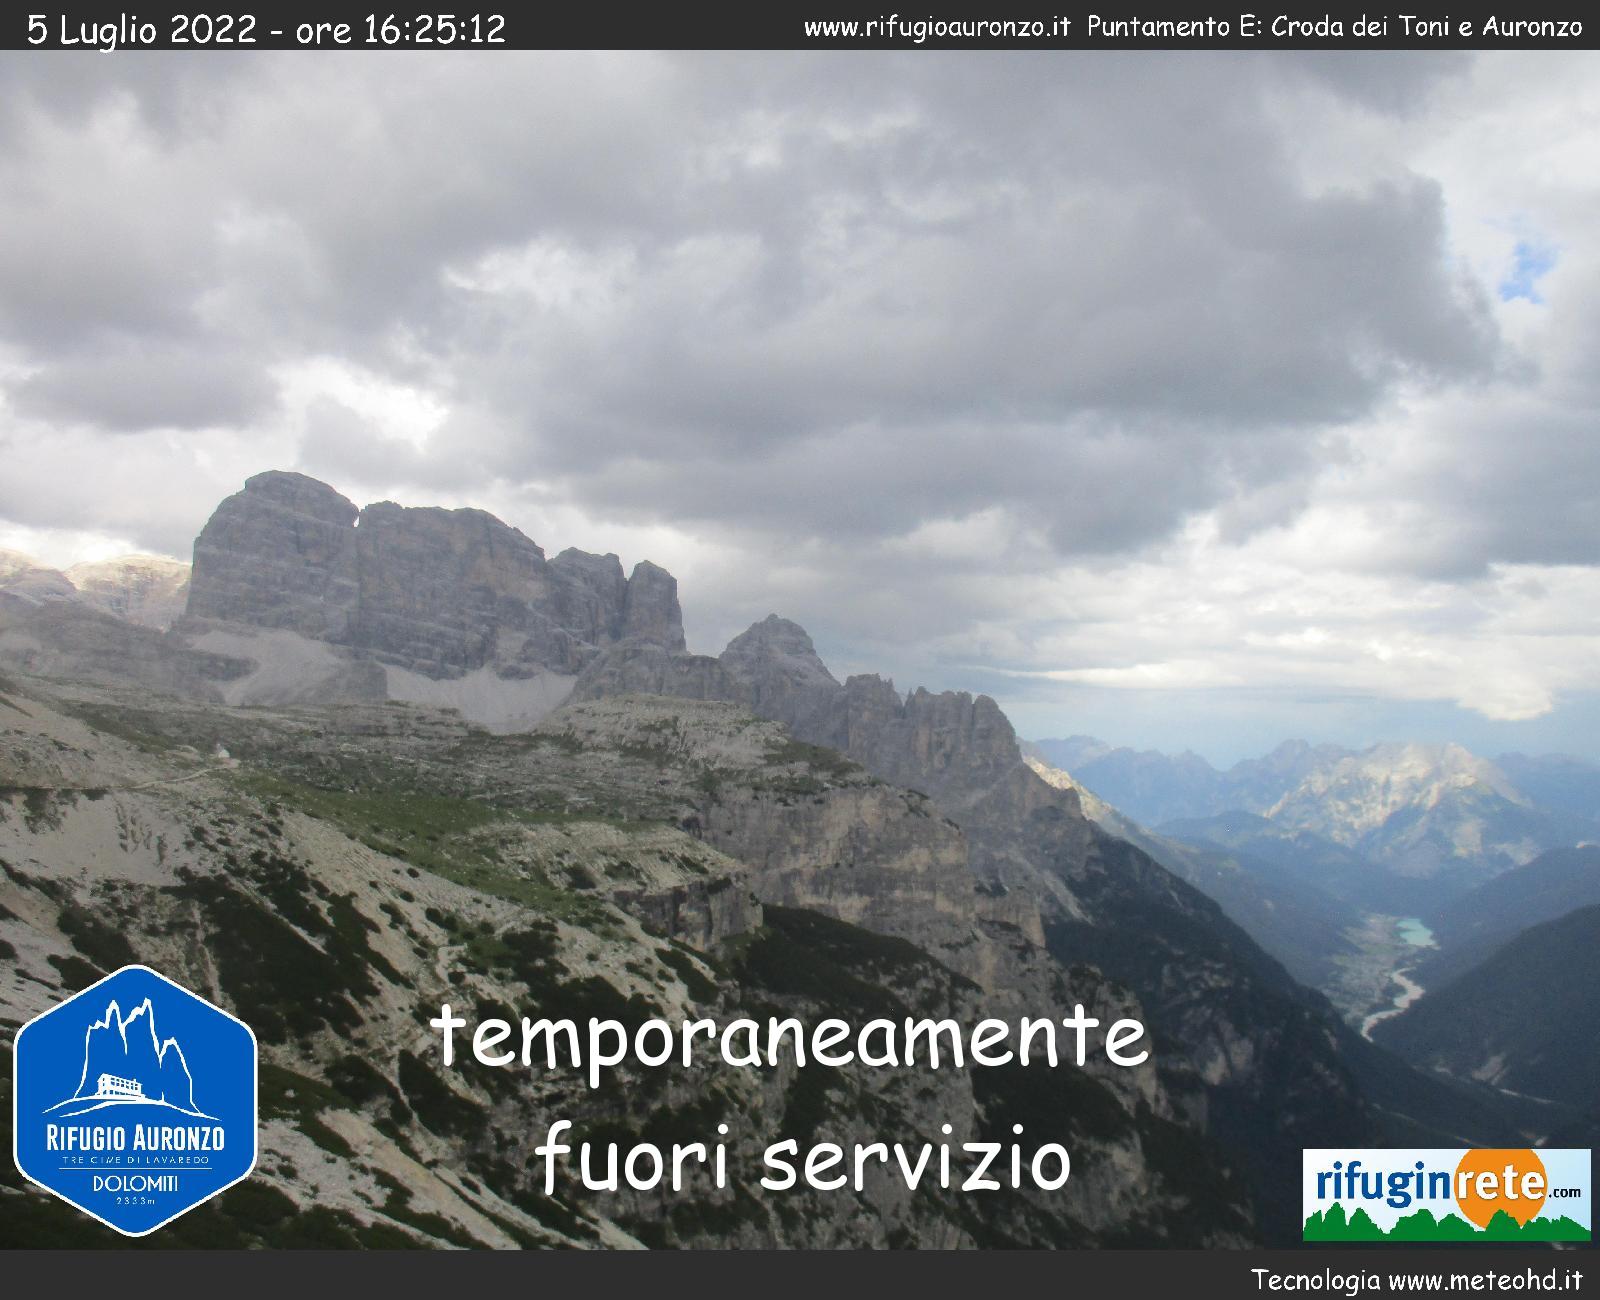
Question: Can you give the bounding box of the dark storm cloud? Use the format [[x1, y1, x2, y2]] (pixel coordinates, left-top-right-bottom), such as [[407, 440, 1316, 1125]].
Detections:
[[505, 414, 1320, 559], [462, 169, 1489, 444], [12, 337, 278, 430], [520, 56, 1491, 441], [0, 50, 1534, 564], [1378, 398, 1600, 578], [1277, 51, 1472, 112]]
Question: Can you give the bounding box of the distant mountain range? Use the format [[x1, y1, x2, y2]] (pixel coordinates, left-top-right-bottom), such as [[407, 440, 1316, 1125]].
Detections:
[[0, 549, 189, 630], [1033, 735, 1599, 905], [1035, 736, 1598, 1118], [1022, 753, 1361, 989]]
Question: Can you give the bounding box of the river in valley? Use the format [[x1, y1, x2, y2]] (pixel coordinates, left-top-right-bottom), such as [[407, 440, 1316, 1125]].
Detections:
[[1357, 916, 1434, 1039]]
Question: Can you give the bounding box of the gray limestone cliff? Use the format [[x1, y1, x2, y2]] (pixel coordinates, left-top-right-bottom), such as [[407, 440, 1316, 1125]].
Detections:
[[185, 471, 686, 681]]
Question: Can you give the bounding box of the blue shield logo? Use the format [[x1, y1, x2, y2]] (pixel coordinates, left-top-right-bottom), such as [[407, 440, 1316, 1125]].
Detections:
[[11, 964, 258, 1236]]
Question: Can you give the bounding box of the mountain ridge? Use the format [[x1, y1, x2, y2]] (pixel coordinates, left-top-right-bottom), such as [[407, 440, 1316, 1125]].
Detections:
[[1035, 733, 1599, 903], [0, 471, 1561, 1247], [0, 549, 189, 631]]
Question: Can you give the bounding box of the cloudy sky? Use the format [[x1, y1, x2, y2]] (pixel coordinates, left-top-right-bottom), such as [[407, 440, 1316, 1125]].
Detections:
[[1, 51, 1597, 762]]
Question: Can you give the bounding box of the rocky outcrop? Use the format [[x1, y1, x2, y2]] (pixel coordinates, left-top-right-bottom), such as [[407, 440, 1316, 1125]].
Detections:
[[702, 776, 978, 952], [186, 470, 361, 638], [338, 498, 555, 676], [842, 680, 1036, 815], [619, 561, 686, 652], [720, 615, 837, 693], [609, 872, 761, 952], [573, 643, 732, 702], [546, 548, 628, 649], [707, 617, 1038, 821], [185, 470, 687, 686]]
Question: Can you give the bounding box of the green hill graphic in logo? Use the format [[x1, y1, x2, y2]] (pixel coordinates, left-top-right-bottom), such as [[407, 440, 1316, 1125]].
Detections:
[[1305, 1203, 1590, 1242]]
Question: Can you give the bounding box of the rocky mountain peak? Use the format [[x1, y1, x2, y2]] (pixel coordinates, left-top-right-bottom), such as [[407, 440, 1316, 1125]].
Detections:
[[1276, 740, 1525, 817], [850, 683, 1027, 809], [621, 560, 686, 652], [708, 622, 1031, 816], [184, 471, 686, 686], [244, 467, 360, 519], [552, 547, 626, 586], [720, 614, 839, 690]]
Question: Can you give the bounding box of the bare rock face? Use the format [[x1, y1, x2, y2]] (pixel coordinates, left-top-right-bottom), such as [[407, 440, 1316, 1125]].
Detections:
[[185, 471, 686, 681], [607, 868, 762, 952], [717, 615, 841, 737], [719, 615, 838, 692], [620, 560, 686, 652], [572, 642, 733, 701], [343, 498, 554, 677], [547, 548, 628, 649], [702, 773, 978, 954], [711, 618, 1041, 825], [841, 680, 1033, 815], [187, 470, 361, 638]]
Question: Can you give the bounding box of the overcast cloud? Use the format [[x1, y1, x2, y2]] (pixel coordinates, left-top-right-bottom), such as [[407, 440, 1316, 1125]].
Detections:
[[1, 51, 1596, 761]]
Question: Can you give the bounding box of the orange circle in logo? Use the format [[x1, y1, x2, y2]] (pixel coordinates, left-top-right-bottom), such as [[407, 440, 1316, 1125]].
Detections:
[[1454, 1148, 1547, 1229]]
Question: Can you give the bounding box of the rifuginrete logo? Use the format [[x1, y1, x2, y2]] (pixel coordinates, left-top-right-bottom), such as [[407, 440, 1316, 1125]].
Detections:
[[1303, 1148, 1592, 1242], [12, 964, 258, 1236]]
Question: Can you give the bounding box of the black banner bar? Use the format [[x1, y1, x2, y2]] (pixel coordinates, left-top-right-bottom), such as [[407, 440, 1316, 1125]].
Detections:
[[4, 2, 1596, 50], [7, 1247, 1596, 1290]]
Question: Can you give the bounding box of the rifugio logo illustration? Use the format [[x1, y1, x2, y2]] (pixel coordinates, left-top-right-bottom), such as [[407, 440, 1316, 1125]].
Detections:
[[11, 964, 258, 1236], [1303, 1148, 1591, 1242]]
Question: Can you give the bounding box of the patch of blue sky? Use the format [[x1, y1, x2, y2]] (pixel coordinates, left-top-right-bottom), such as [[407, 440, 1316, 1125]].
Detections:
[[1499, 238, 1557, 304]]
